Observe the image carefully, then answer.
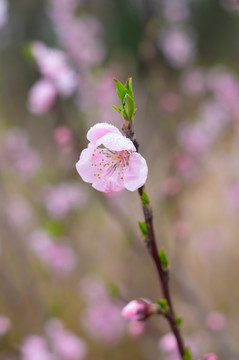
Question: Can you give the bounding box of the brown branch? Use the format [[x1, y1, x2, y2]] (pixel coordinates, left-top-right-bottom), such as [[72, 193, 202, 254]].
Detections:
[[123, 120, 186, 359]]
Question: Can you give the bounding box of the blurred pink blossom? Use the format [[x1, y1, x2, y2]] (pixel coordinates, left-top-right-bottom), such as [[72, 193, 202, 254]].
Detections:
[[160, 93, 181, 113], [180, 68, 206, 97], [53, 126, 73, 148], [28, 79, 57, 114], [226, 183, 239, 210], [198, 100, 230, 139], [81, 300, 125, 344], [162, 0, 190, 23], [0, 0, 8, 28], [77, 69, 121, 124], [49, 2, 105, 68], [195, 227, 225, 253], [42, 181, 88, 219], [158, 332, 177, 353], [30, 230, 76, 276], [5, 195, 33, 229], [2, 127, 41, 179], [206, 311, 226, 332], [220, 0, 239, 11], [174, 152, 199, 180], [127, 320, 146, 337], [172, 220, 190, 240], [207, 67, 239, 119], [76, 123, 148, 193], [78, 275, 109, 303], [161, 177, 181, 197], [21, 335, 55, 360], [177, 124, 209, 156], [46, 319, 88, 360], [0, 315, 11, 336], [31, 42, 77, 97], [201, 354, 218, 360], [158, 27, 196, 68], [14, 149, 41, 179]]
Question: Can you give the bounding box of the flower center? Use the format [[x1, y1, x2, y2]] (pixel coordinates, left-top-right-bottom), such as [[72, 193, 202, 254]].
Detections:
[[91, 145, 131, 180]]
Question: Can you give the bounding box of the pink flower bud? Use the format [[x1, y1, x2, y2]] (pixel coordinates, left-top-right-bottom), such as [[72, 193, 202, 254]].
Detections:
[[201, 353, 218, 360], [121, 299, 156, 321]]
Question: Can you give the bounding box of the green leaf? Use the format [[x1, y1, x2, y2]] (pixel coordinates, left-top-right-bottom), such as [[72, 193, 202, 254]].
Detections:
[[159, 248, 169, 268], [140, 188, 149, 205], [183, 347, 192, 360], [112, 105, 122, 115], [114, 79, 127, 106], [22, 42, 35, 62], [125, 77, 134, 98], [45, 219, 65, 237], [107, 282, 119, 298], [138, 221, 148, 236], [157, 299, 168, 310], [176, 317, 183, 326], [124, 93, 135, 120]]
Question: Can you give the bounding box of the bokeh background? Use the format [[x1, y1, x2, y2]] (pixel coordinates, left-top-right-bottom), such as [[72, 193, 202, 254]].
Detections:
[[1, 0, 239, 359]]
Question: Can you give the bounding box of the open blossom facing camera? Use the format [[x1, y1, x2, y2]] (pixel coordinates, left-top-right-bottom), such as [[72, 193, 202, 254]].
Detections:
[[76, 123, 148, 193]]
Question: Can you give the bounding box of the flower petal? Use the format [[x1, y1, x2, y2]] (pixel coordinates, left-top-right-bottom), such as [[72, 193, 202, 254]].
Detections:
[[87, 123, 121, 143], [92, 171, 125, 193], [75, 144, 97, 183], [96, 133, 136, 152], [124, 152, 148, 191]]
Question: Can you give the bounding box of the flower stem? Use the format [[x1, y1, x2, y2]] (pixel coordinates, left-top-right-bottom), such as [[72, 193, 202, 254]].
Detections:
[[123, 121, 186, 359]]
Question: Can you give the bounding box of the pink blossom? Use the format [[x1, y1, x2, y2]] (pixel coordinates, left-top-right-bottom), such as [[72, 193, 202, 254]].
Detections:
[[177, 124, 209, 156], [21, 335, 55, 360], [174, 152, 199, 180], [162, 0, 190, 23], [206, 311, 226, 332], [158, 27, 196, 68], [226, 183, 239, 210], [161, 177, 181, 197], [2, 127, 41, 179], [46, 319, 88, 360], [28, 79, 57, 114], [180, 68, 206, 97], [159, 93, 181, 113], [78, 275, 109, 303], [42, 182, 88, 219], [220, 0, 239, 12], [121, 299, 155, 321], [14, 149, 41, 179], [0, 316, 11, 336], [0, 0, 8, 28], [81, 300, 125, 344], [30, 230, 76, 276], [31, 42, 77, 96], [207, 67, 239, 119], [77, 70, 121, 124], [158, 332, 177, 353], [5, 195, 33, 229], [127, 320, 146, 337], [48, 2, 105, 69], [198, 100, 229, 140], [54, 126, 73, 147], [76, 123, 148, 193], [172, 220, 190, 240], [201, 354, 218, 360]]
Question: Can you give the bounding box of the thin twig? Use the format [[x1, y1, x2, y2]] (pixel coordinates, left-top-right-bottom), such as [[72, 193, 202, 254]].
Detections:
[[123, 119, 186, 359]]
